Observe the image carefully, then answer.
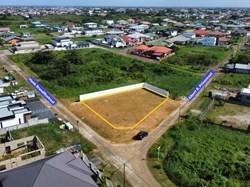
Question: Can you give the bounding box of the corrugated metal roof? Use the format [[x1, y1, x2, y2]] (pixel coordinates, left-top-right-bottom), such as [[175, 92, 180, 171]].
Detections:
[[0, 107, 14, 119], [235, 63, 250, 70]]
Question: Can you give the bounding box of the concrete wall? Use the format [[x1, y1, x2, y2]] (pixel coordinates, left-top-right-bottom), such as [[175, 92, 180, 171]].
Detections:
[[80, 83, 144, 101], [3, 118, 49, 131], [0, 135, 45, 170], [79, 83, 169, 101], [1, 111, 30, 128]]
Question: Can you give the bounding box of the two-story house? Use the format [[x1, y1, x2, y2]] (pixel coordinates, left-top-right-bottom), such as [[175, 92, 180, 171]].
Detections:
[[51, 37, 73, 48]]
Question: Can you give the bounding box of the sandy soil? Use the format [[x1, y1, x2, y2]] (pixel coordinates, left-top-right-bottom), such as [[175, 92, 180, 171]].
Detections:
[[65, 89, 179, 143], [219, 115, 250, 130]]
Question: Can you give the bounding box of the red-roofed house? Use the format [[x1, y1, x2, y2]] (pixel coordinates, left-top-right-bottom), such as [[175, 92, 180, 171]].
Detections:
[[0, 28, 10, 32], [135, 45, 149, 51], [120, 35, 136, 46], [132, 45, 173, 60], [147, 46, 172, 54], [193, 29, 209, 36], [208, 31, 227, 37], [146, 46, 173, 60]]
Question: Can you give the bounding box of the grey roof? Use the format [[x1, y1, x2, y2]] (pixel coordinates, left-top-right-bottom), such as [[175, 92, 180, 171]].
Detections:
[[166, 35, 190, 43], [0, 107, 14, 119], [226, 64, 235, 70], [235, 63, 250, 70], [0, 95, 13, 102], [26, 99, 55, 120], [0, 151, 98, 187], [52, 37, 70, 42], [3, 36, 22, 41], [13, 107, 30, 115]]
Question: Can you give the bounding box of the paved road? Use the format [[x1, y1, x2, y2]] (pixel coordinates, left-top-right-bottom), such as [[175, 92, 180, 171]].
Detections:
[[0, 39, 244, 187]]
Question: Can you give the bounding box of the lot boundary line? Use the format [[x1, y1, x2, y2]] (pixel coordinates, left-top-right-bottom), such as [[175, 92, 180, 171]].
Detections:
[[80, 96, 169, 130]]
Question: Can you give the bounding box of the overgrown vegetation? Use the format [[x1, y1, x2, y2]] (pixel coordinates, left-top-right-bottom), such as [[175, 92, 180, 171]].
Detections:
[[11, 123, 96, 156], [213, 73, 250, 89], [9, 48, 200, 98], [148, 115, 250, 187], [162, 46, 232, 72], [230, 52, 250, 64]]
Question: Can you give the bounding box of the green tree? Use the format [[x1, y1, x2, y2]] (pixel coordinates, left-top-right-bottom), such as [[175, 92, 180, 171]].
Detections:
[[64, 50, 83, 65], [57, 58, 73, 76], [30, 51, 56, 65]]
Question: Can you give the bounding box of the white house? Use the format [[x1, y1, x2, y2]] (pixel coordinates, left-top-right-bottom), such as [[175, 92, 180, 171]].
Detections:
[[51, 37, 73, 47], [182, 32, 196, 39], [82, 28, 103, 36], [14, 41, 40, 54], [235, 63, 250, 74], [84, 22, 98, 28], [19, 24, 28, 29], [163, 30, 178, 37], [239, 85, 250, 104], [0, 96, 32, 129], [103, 35, 127, 48], [197, 36, 217, 46], [102, 20, 114, 25]]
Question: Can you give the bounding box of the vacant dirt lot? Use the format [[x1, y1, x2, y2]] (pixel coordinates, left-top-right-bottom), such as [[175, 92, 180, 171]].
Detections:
[[65, 89, 179, 143]]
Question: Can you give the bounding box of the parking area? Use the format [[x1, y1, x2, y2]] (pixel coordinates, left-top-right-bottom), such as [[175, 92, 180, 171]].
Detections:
[[26, 99, 56, 120]]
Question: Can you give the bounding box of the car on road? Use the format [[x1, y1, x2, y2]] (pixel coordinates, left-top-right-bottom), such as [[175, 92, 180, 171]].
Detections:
[[133, 131, 148, 140]]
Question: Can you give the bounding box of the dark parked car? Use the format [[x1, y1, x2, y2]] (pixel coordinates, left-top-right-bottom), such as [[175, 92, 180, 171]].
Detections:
[[134, 131, 148, 140]]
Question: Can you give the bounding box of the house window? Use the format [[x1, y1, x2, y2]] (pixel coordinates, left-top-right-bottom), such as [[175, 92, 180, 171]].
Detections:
[[246, 96, 250, 100]]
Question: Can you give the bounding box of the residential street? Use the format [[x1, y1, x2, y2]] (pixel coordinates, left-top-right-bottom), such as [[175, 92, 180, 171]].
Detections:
[[0, 41, 240, 186]]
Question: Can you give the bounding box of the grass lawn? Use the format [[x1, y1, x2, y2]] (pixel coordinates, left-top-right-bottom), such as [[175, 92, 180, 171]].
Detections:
[[11, 123, 96, 156], [34, 33, 54, 45], [147, 116, 250, 187], [162, 45, 232, 72], [9, 48, 201, 99]]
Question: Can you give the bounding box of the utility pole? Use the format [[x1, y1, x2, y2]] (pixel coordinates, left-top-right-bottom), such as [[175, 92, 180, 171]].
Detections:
[[157, 146, 161, 160], [77, 120, 80, 143], [123, 163, 126, 187]]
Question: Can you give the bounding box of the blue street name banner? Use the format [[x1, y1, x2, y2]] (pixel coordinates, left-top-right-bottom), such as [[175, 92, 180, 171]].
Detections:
[[27, 76, 57, 106], [187, 69, 215, 101]]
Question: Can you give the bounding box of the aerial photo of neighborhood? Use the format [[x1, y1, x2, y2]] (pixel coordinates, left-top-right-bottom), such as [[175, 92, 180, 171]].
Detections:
[[0, 0, 249, 186]]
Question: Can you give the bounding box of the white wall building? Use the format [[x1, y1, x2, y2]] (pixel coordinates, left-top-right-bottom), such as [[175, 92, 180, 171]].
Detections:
[[182, 32, 196, 39], [51, 37, 73, 47], [0, 105, 31, 129], [239, 85, 250, 104], [102, 20, 114, 25], [82, 28, 103, 36], [84, 22, 98, 28]]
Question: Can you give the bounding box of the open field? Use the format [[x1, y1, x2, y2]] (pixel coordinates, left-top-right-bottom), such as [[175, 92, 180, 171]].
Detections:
[[162, 45, 232, 72], [64, 89, 179, 143], [204, 101, 250, 130], [9, 48, 201, 99], [212, 73, 250, 89], [147, 116, 250, 187]]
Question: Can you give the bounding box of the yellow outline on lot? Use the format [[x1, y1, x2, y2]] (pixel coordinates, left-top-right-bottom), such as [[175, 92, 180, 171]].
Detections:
[[80, 96, 169, 130]]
